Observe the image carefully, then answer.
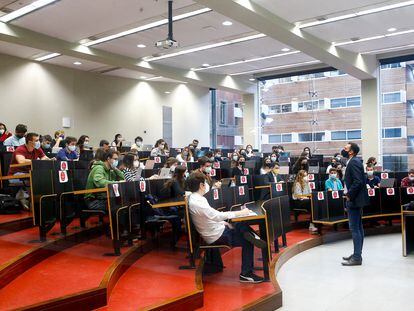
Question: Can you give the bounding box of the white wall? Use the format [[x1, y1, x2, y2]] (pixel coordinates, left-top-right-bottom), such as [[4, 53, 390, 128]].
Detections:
[[0, 53, 211, 147]]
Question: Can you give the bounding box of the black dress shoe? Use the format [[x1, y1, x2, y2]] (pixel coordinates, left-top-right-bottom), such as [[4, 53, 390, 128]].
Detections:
[[342, 255, 353, 261], [342, 258, 362, 266]]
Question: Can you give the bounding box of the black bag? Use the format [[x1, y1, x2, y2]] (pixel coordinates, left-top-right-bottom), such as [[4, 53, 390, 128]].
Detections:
[[403, 201, 414, 211], [0, 194, 21, 214]]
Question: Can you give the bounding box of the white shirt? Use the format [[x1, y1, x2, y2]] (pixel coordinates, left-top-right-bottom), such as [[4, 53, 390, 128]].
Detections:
[[176, 154, 194, 163], [188, 192, 236, 244], [4, 135, 25, 147]]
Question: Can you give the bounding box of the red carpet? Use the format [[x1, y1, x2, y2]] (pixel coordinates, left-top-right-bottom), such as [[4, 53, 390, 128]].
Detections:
[[0, 235, 123, 310], [198, 229, 313, 310], [100, 248, 196, 311], [0, 211, 31, 224]]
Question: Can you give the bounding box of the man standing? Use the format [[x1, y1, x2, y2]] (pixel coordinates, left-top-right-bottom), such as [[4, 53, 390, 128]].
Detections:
[[342, 142, 369, 266]]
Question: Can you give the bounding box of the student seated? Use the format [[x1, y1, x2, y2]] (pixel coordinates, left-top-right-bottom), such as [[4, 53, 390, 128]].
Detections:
[[0, 122, 12, 145], [151, 139, 167, 156], [292, 155, 309, 174], [187, 172, 266, 283], [245, 144, 254, 158], [260, 157, 272, 175], [84, 150, 124, 211], [40, 134, 53, 156], [77, 135, 91, 153], [111, 134, 123, 151], [131, 136, 143, 151], [292, 170, 317, 233], [325, 168, 344, 191], [9, 132, 50, 209], [214, 149, 223, 162], [99, 139, 110, 152], [52, 130, 66, 148], [176, 146, 194, 163], [366, 164, 380, 188], [401, 169, 414, 188], [56, 136, 79, 161], [4, 124, 27, 147], [326, 157, 338, 174], [197, 156, 221, 189], [231, 156, 246, 177], [264, 163, 283, 183], [121, 153, 142, 182]]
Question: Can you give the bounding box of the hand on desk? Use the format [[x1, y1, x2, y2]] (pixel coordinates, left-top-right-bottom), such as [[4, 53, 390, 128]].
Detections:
[[236, 208, 252, 217]]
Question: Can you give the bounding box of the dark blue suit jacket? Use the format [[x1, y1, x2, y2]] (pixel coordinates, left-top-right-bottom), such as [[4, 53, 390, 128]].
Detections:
[[344, 157, 369, 208]]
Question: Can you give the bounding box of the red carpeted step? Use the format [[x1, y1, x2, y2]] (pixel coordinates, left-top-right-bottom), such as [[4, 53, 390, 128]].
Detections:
[[198, 230, 314, 310], [0, 235, 123, 310], [0, 211, 31, 224], [101, 248, 197, 311]]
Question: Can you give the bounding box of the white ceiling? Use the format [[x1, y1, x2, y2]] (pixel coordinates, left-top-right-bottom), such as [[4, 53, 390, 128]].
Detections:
[[0, 0, 414, 81]]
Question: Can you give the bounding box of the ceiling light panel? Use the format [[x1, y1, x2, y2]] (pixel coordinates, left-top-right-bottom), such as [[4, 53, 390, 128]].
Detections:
[[0, 0, 58, 23]]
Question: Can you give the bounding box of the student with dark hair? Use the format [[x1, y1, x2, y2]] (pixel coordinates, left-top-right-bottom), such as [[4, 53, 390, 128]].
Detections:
[[40, 134, 53, 155], [401, 169, 414, 188], [0, 122, 12, 144], [264, 162, 283, 184], [121, 153, 141, 182], [214, 149, 223, 162], [56, 136, 79, 161], [292, 155, 309, 174], [366, 164, 381, 188], [260, 157, 272, 175], [187, 171, 266, 284], [245, 144, 254, 158], [111, 134, 123, 150], [165, 166, 187, 198], [4, 124, 27, 147], [231, 155, 246, 177], [151, 139, 167, 156], [342, 142, 369, 266], [77, 135, 91, 153], [204, 150, 215, 163], [99, 139, 110, 152], [131, 136, 143, 151], [325, 168, 343, 191], [303, 146, 312, 158], [176, 146, 194, 163], [197, 156, 221, 188], [89, 148, 106, 170]]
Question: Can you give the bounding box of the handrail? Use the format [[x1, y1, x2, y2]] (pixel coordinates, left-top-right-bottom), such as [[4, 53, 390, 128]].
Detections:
[[9, 162, 32, 168], [0, 174, 31, 181]]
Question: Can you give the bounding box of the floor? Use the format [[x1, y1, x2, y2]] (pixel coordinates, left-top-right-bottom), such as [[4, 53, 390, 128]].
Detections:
[[277, 233, 414, 311]]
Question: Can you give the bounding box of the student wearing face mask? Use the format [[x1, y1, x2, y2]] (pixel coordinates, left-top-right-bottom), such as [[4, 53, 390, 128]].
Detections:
[[197, 156, 221, 189], [303, 146, 312, 158], [231, 152, 240, 164], [121, 153, 142, 182], [176, 146, 194, 163], [40, 135, 53, 156], [326, 157, 338, 174], [111, 134, 123, 151], [131, 136, 143, 152], [52, 130, 66, 148], [151, 139, 167, 156], [204, 151, 215, 163], [325, 168, 343, 191], [264, 163, 283, 184], [401, 169, 414, 188], [0, 122, 12, 145], [270, 153, 278, 163], [187, 172, 266, 284], [366, 164, 380, 188], [292, 155, 309, 174], [260, 157, 272, 175], [4, 124, 27, 147], [214, 149, 223, 162], [56, 136, 79, 161], [292, 170, 317, 233], [232, 155, 246, 177], [76, 135, 91, 153], [245, 145, 254, 158]]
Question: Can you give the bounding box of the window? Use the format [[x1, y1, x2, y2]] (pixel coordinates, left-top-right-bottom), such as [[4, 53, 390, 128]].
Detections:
[[313, 132, 325, 141], [220, 101, 226, 125], [383, 155, 408, 171], [331, 130, 362, 140], [269, 134, 292, 143], [381, 63, 402, 69], [298, 132, 324, 142], [383, 92, 401, 104], [269, 104, 291, 114], [298, 133, 312, 142], [347, 96, 361, 107], [330, 98, 347, 108], [298, 100, 324, 111], [382, 128, 402, 138], [282, 134, 292, 142]]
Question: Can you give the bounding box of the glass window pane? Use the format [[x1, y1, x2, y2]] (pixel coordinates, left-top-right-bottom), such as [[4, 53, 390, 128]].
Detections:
[[347, 96, 361, 107], [269, 135, 281, 143], [299, 133, 312, 142], [313, 132, 325, 141], [383, 92, 401, 103], [281, 104, 292, 113], [347, 130, 361, 140], [383, 128, 402, 138], [331, 131, 346, 140], [282, 134, 292, 142], [330, 98, 347, 108]]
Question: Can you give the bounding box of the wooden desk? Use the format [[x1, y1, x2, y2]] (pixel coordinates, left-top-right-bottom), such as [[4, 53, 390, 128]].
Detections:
[[149, 198, 186, 209], [402, 210, 414, 256], [230, 201, 272, 281]]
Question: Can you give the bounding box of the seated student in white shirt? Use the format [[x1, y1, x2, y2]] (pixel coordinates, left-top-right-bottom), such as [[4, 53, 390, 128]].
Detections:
[[176, 146, 194, 163], [187, 171, 266, 284]]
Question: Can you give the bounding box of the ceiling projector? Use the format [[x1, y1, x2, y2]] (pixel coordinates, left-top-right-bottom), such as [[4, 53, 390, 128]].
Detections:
[[155, 0, 179, 50], [155, 38, 178, 49]]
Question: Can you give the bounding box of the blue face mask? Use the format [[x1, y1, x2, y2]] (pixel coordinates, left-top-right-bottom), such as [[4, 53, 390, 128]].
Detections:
[[34, 141, 41, 149], [330, 174, 337, 180], [44, 143, 51, 149], [111, 160, 119, 169]]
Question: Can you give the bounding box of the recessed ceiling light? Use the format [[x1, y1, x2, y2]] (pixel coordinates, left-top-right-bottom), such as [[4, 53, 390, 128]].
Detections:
[[387, 27, 397, 32], [202, 63, 210, 67], [73, 61, 82, 66], [281, 48, 290, 52], [222, 21, 233, 26], [34, 52, 61, 62], [137, 44, 146, 48], [165, 91, 171, 94], [140, 76, 147, 79], [249, 78, 255, 81], [0, 0, 59, 23]]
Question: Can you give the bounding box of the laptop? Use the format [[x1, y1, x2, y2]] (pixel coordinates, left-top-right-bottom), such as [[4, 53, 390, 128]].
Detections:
[[159, 167, 172, 178], [142, 145, 153, 151], [123, 141, 132, 147], [145, 159, 155, 169], [380, 178, 395, 188], [308, 166, 319, 174]]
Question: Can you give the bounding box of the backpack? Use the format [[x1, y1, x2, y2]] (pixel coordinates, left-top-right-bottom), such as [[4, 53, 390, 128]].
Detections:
[[0, 194, 21, 214]]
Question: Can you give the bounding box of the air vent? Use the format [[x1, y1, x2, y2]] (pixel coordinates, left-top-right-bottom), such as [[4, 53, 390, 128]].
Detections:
[[316, 16, 326, 21], [202, 25, 217, 31], [95, 67, 120, 74], [350, 37, 360, 41]]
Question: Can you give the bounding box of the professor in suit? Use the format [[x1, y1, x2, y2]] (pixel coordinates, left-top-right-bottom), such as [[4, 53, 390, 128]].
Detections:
[[342, 142, 369, 266]]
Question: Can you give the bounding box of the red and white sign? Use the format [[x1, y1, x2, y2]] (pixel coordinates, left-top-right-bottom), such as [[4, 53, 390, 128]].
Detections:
[[308, 174, 315, 181], [60, 161, 68, 171], [210, 169, 216, 177], [317, 192, 324, 201], [154, 157, 161, 163], [240, 176, 247, 184], [243, 168, 249, 175], [139, 181, 146, 192], [309, 182, 315, 190], [407, 187, 414, 195], [276, 183, 283, 192], [386, 188, 395, 196], [381, 172, 389, 179], [213, 162, 220, 169], [6, 146, 14, 152], [332, 191, 339, 199], [238, 186, 245, 196], [368, 188, 375, 197], [112, 184, 120, 197], [213, 189, 219, 200], [58, 170, 68, 183]]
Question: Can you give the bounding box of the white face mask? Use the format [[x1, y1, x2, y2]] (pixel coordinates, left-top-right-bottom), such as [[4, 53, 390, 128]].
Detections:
[[232, 156, 239, 161], [203, 182, 210, 194], [247, 148, 252, 152], [68, 145, 76, 152], [367, 171, 374, 177], [330, 174, 337, 179], [133, 160, 140, 168], [0, 129, 4, 135], [170, 165, 176, 172], [204, 166, 212, 174], [303, 176, 309, 182], [271, 156, 277, 162], [136, 141, 142, 147], [409, 176, 414, 181]]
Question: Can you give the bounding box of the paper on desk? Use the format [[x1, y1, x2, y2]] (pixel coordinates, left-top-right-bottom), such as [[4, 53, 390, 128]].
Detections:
[[231, 211, 257, 218]]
